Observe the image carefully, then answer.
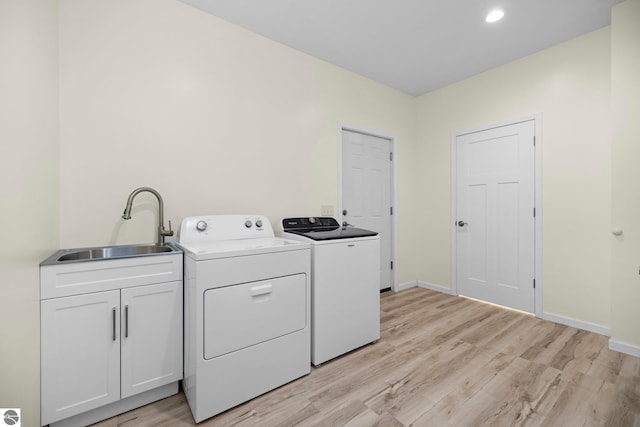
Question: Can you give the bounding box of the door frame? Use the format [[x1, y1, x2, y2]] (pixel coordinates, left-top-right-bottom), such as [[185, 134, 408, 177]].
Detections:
[[337, 123, 398, 291], [450, 114, 543, 317]]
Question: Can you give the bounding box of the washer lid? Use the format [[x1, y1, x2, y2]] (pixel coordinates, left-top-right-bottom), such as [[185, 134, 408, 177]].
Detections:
[[282, 217, 378, 241], [177, 237, 308, 260]]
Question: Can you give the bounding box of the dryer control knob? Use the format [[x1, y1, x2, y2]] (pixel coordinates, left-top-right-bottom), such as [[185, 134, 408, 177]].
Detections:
[[196, 220, 207, 231], [256, 220, 263, 228], [245, 220, 252, 228]]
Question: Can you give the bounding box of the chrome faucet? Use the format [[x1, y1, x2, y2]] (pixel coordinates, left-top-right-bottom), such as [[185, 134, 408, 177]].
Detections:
[[122, 187, 174, 245]]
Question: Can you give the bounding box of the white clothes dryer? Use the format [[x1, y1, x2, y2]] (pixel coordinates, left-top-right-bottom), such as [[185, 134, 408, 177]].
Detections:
[[177, 215, 310, 423]]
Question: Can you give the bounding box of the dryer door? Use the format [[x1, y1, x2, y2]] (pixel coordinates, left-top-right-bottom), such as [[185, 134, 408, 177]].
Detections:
[[203, 274, 307, 359]]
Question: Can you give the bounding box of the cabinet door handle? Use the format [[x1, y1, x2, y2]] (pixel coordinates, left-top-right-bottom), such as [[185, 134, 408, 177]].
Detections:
[[125, 305, 129, 338], [112, 307, 116, 341]]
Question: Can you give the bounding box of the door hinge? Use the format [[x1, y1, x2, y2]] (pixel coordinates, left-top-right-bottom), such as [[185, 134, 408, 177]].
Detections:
[[533, 279, 536, 288], [390, 261, 394, 270], [533, 136, 536, 146], [390, 206, 393, 215], [390, 152, 393, 161], [533, 207, 536, 217]]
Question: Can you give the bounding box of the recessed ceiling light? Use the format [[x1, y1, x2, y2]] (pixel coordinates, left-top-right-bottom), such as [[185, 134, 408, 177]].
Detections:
[[485, 9, 505, 23]]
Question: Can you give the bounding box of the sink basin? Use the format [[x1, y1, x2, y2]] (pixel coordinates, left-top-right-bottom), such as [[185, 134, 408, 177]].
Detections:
[[42, 244, 179, 265]]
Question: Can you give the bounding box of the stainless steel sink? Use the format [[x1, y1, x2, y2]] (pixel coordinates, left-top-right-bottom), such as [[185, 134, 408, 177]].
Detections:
[[41, 243, 180, 265]]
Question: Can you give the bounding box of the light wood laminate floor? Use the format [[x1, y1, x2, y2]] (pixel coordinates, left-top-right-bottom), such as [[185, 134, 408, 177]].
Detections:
[[93, 287, 640, 427]]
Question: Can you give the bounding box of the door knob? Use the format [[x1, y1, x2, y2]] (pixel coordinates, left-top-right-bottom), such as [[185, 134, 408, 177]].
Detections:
[[342, 209, 348, 216], [457, 220, 467, 227]]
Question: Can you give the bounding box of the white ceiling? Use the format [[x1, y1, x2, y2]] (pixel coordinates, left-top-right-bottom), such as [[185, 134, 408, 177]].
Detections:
[[178, 0, 622, 96]]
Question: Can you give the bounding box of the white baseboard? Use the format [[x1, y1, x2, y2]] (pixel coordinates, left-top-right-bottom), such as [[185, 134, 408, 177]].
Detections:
[[542, 312, 611, 337], [417, 280, 456, 295], [609, 338, 640, 358], [395, 281, 417, 291]]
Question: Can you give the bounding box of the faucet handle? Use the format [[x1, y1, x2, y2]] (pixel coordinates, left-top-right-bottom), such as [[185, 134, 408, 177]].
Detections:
[[162, 220, 174, 237]]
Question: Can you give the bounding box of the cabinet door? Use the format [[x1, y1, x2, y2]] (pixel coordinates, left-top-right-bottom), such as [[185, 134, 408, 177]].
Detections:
[[121, 281, 182, 398], [41, 290, 121, 425]]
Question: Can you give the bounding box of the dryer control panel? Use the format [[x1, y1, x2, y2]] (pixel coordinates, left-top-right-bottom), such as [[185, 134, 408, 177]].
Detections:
[[178, 215, 274, 244]]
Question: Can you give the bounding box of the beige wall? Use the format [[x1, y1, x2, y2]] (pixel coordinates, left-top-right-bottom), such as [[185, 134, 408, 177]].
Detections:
[[414, 28, 612, 328], [57, 0, 417, 286], [611, 0, 640, 350], [0, 0, 59, 425]]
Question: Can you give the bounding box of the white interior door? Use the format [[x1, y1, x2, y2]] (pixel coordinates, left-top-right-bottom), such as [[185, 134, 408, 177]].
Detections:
[[341, 128, 393, 290], [456, 120, 535, 313]]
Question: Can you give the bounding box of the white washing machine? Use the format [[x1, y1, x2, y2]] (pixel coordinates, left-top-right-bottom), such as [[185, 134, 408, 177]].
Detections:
[[281, 217, 380, 366], [177, 215, 310, 423]]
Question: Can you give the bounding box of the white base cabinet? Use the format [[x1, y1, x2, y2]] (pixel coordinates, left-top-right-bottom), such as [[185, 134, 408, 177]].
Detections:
[[40, 253, 183, 426], [121, 282, 182, 398], [41, 291, 121, 422]]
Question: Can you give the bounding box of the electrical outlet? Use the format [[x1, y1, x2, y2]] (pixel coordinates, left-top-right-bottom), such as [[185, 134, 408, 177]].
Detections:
[[321, 205, 334, 217]]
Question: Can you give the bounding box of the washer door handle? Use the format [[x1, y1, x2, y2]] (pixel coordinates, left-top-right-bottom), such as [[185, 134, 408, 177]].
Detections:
[[250, 284, 273, 297]]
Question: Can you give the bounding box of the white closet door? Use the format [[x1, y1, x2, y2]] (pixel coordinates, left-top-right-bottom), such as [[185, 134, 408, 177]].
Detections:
[[342, 129, 393, 289], [456, 120, 535, 313]]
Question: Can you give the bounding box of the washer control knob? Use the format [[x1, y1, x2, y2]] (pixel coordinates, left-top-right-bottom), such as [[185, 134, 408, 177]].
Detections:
[[196, 220, 207, 231], [245, 220, 252, 228], [255, 220, 263, 228]]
